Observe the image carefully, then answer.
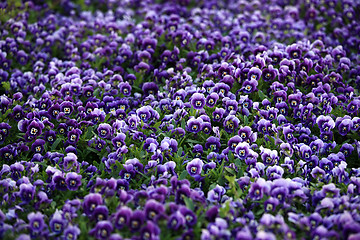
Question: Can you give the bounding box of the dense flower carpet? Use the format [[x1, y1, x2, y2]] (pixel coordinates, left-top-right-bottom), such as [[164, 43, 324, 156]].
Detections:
[[1, 0, 360, 239]]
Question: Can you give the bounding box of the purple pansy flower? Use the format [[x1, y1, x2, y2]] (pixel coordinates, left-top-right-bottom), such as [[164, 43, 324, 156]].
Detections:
[[65, 172, 82, 191], [207, 185, 226, 203], [97, 123, 112, 139], [191, 93, 206, 110], [186, 158, 204, 177]]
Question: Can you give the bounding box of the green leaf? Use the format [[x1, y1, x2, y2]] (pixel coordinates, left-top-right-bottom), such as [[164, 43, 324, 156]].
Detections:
[[177, 147, 183, 157], [51, 138, 62, 151], [258, 90, 267, 100], [152, 120, 162, 130], [84, 126, 95, 140], [244, 115, 249, 126], [104, 113, 111, 122], [224, 167, 236, 176], [186, 139, 201, 144], [181, 119, 186, 129], [50, 201, 57, 209], [184, 197, 195, 211], [0, 108, 12, 121], [1, 82, 11, 91], [179, 170, 188, 180], [219, 200, 231, 218]]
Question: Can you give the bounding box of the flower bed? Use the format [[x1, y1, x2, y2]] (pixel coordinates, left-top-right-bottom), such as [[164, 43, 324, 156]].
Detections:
[[1, 0, 360, 239]]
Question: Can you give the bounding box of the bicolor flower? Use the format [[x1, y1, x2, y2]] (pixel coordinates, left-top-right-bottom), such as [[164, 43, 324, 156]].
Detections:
[[223, 115, 240, 133], [191, 93, 206, 110], [207, 185, 226, 203], [49, 210, 66, 235], [186, 158, 204, 177], [186, 117, 203, 134], [65, 172, 82, 191], [97, 123, 112, 139], [235, 142, 250, 160]]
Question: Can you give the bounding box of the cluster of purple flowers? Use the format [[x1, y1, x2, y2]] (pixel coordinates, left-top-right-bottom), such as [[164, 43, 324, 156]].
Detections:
[[1, 0, 360, 239]]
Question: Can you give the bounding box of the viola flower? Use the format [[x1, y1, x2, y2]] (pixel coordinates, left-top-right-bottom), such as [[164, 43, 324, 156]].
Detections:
[[267, 107, 278, 121], [201, 121, 212, 134], [125, 158, 144, 173], [0, 145, 17, 161], [186, 158, 204, 177], [142, 82, 159, 96], [65, 172, 82, 191], [137, 106, 152, 123], [260, 147, 279, 165], [0, 122, 11, 141], [319, 158, 333, 173], [286, 43, 302, 59], [309, 139, 324, 154], [204, 92, 218, 108], [228, 135, 242, 151], [262, 65, 278, 82], [264, 197, 280, 212], [337, 118, 353, 136], [63, 225, 80, 240], [112, 133, 126, 149], [63, 153, 80, 173], [89, 220, 113, 240], [207, 185, 226, 203], [27, 212, 46, 237], [127, 114, 140, 129], [257, 119, 273, 135], [223, 115, 240, 133], [114, 206, 132, 230], [205, 136, 221, 152], [248, 178, 269, 201], [43, 130, 56, 145], [143, 199, 164, 223], [52, 172, 67, 191], [273, 90, 287, 104], [31, 139, 46, 154], [213, 82, 230, 96], [266, 166, 284, 180], [241, 79, 258, 93], [67, 128, 82, 145], [238, 126, 256, 143], [119, 163, 136, 181], [140, 221, 160, 240], [352, 117, 360, 131], [288, 93, 302, 108], [212, 108, 226, 122], [129, 210, 145, 232], [316, 115, 335, 133], [311, 166, 326, 180], [168, 211, 185, 230], [24, 119, 45, 139], [49, 210, 66, 235], [299, 144, 312, 161], [347, 99, 360, 114], [193, 144, 203, 158], [191, 93, 206, 110], [203, 162, 216, 175], [19, 183, 35, 203], [340, 143, 354, 157], [60, 101, 74, 116], [186, 117, 203, 134], [248, 67, 262, 81], [225, 99, 238, 113], [83, 193, 103, 217], [283, 125, 295, 143], [17, 50, 28, 65], [235, 142, 250, 160], [143, 138, 158, 153]]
